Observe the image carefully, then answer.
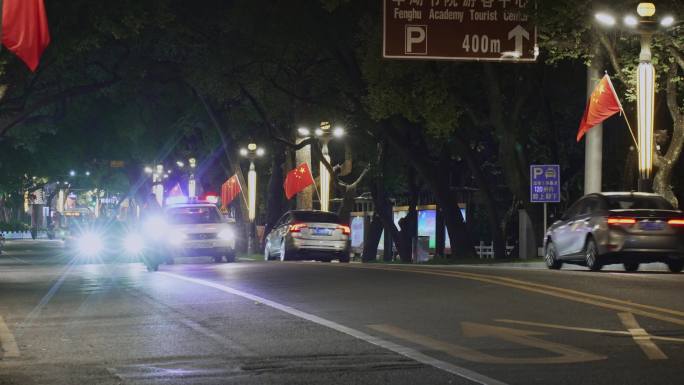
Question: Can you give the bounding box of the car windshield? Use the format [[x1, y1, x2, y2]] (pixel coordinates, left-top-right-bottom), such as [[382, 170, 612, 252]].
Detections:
[[166, 207, 222, 224], [606, 196, 674, 210], [292, 212, 340, 223]]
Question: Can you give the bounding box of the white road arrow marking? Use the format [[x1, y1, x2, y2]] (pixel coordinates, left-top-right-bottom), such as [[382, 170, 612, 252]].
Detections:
[[508, 25, 530, 56]]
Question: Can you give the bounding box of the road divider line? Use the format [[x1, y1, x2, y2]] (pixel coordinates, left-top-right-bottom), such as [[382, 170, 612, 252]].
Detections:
[[160, 272, 508, 385], [0, 316, 20, 358], [338, 265, 684, 327], [618, 312, 668, 360]]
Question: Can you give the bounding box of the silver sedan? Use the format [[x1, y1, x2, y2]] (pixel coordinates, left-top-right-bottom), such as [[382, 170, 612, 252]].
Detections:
[[544, 192, 684, 272]]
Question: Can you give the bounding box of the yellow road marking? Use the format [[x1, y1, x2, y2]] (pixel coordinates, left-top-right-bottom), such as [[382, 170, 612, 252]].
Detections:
[[369, 323, 605, 365], [0, 316, 20, 358], [341, 265, 684, 327], [496, 319, 684, 344], [618, 312, 668, 360]]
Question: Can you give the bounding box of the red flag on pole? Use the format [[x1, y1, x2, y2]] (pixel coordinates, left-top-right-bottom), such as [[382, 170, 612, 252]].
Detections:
[[284, 163, 314, 200], [577, 74, 623, 142], [221, 174, 241, 209], [168, 183, 183, 197], [1, 0, 51, 72]]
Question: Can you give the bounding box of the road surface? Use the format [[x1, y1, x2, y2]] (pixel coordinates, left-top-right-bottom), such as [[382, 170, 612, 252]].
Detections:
[[1, 240, 683, 384]]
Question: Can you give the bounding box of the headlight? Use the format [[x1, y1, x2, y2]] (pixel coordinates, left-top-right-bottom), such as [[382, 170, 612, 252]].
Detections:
[[168, 231, 186, 246], [76, 232, 104, 256], [218, 228, 234, 241], [143, 215, 169, 239], [123, 233, 145, 255]]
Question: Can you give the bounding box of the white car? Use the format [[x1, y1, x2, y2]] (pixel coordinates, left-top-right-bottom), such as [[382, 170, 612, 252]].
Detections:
[[163, 203, 236, 263]]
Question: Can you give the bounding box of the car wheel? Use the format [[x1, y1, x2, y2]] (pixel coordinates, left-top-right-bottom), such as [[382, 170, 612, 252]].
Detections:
[[667, 260, 683, 273], [224, 252, 236, 263], [584, 238, 602, 271], [544, 242, 562, 270], [623, 262, 640, 272], [213, 256, 223, 263], [146, 262, 159, 272]]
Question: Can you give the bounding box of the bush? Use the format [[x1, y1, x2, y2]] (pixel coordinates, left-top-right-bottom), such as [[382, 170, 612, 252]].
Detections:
[[0, 221, 29, 232]]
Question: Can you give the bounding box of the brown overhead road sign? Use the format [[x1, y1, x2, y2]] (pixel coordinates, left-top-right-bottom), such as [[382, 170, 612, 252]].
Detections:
[[383, 0, 537, 62]]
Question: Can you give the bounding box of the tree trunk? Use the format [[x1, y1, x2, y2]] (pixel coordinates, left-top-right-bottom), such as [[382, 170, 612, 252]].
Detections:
[[265, 143, 286, 236], [362, 214, 383, 262]]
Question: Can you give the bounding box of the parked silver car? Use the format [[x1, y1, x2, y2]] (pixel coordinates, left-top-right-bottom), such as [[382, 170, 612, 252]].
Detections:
[[264, 210, 351, 262], [544, 192, 684, 272]]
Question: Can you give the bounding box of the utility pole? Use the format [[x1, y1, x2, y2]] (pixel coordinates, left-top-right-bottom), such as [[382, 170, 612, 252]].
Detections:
[[585, 40, 604, 195]]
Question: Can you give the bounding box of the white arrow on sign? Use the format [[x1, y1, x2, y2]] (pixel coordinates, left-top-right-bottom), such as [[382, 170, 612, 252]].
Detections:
[[508, 25, 530, 56]]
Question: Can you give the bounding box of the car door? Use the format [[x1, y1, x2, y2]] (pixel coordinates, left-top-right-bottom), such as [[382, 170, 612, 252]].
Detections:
[[268, 214, 287, 251], [554, 200, 584, 257], [567, 197, 598, 255]]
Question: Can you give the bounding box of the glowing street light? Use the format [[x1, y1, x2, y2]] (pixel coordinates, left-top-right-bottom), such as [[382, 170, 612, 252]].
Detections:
[[595, 2, 675, 191], [188, 157, 197, 198], [69, 170, 76, 177], [240, 143, 264, 254], [314, 122, 345, 212]]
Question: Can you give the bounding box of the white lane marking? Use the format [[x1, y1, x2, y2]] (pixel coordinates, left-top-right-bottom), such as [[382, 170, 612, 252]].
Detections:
[[0, 316, 20, 358], [161, 272, 508, 385], [618, 312, 668, 360]]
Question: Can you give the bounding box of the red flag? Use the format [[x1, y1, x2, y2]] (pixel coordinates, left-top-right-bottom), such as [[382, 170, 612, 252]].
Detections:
[[1, 0, 50, 72], [577, 75, 622, 142], [284, 163, 314, 200], [221, 174, 241, 209], [168, 183, 183, 197]]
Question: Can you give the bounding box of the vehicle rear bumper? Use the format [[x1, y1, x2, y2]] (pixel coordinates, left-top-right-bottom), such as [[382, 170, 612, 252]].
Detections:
[[289, 238, 350, 259], [172, 240, 234, 257], [602, 233, 684, 255]]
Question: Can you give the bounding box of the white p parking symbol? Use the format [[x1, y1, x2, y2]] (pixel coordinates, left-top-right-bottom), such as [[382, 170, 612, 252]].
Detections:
[[405, 25, 427, 55], [533, 167, 543, 179]]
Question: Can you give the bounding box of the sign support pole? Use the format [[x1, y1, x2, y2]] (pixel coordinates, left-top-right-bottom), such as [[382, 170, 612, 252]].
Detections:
[[543, 202, 547, 235]]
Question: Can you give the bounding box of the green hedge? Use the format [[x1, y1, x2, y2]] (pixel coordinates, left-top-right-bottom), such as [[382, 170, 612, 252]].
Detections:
[[0, 221, 29, 232]]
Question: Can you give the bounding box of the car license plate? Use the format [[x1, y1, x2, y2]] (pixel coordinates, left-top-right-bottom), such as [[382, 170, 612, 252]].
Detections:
[[639, 221, 665, 231], [194, 242, 213, 248], [313, 228, 332, 236]]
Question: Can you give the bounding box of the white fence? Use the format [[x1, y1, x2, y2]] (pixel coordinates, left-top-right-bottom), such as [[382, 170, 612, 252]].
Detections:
[[0, 231, 48, 240], [474, 241, 515, 259]]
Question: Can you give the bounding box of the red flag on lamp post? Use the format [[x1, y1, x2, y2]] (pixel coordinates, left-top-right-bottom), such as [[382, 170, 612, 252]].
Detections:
[[1, 0, 51, 72], [284, 163, 314, 200], [221, 174, 241, 209], [577, 74, 623, 142]]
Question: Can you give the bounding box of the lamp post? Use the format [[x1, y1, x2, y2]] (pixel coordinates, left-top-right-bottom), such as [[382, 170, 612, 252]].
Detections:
[[153, 164, 164, 206], [314, 122, 345, 212], [240, 143, 264, 255], [595, 2, 675, 191], [188, 157, 197, 198]]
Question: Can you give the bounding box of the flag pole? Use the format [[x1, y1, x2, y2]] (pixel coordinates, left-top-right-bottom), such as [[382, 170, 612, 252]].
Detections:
[[311, 170, 322, 205], [620, 110, 640, 152]]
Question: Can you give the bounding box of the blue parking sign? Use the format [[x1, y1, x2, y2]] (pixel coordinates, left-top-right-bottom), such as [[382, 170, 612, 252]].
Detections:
[[530, 165, 560, 203]]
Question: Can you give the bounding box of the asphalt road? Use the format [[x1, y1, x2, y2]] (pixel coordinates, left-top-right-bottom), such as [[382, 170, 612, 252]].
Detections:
[[1, 240, 683, 385]]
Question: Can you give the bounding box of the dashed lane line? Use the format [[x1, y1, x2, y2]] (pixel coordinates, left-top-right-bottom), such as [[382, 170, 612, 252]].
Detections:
[[160, 272, 508, 385], [0, 316, 20, 358]]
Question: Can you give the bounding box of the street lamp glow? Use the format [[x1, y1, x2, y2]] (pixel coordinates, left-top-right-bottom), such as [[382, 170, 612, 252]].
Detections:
[[144, 166, 153, 174], [314, 128, 324, 137], [239, 148, 249, 156], [333, 127, 345, 138], [85, 171, 91, 176], [624, 15, 638, 27], [69, 170, 76, 177], [256, 148, 265, 157], [595, 12, 616, 26], [661, 16, 675, 27], [248, 166, 256, 222], [176, 160, 185, 168], [247, 143, 257, 151], [189, 158, 197, 169], [637, 3, 656, 17], [298, 127, 311, 137], [637, 62, 655, 180]]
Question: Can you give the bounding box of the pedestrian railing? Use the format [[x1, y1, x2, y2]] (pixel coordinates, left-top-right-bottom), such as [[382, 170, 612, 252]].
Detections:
[[0, 231, 49, 240], [475, 241, 515, 259]]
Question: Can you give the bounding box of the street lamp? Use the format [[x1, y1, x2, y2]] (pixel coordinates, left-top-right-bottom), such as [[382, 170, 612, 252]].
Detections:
[[595, 2, 674, 191], [314, 122, 345, 212], [153, 164, 164, 206], [240, 143, 264, 254], [188, 157, 197, 198], [69, 170, 76, 177]]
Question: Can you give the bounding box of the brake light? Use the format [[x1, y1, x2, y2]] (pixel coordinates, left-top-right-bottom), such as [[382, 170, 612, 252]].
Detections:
[[668, 219, 684, 227], [289, 223, 308, 233], [607, 217, 636, 225], [337, 225, 351, 235]]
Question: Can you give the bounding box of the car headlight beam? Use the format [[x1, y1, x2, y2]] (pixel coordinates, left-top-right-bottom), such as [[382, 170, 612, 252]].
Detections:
[[218, 228, 234, 241], [123, 233, 145, 255], [77, 232, 104, 257]]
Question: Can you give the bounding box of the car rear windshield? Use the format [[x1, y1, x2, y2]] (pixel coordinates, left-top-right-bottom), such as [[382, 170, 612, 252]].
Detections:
[[607, 196, 674, 210], [292, 212, 340, 223], [166, 207, 222, 224]]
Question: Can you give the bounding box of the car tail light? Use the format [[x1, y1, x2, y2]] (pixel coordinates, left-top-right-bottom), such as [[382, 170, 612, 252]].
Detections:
[[607, 217, 636, 226], [289, 223, 308, 233], [668, 219, 684, 227], [337, 225, 351, 235]]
